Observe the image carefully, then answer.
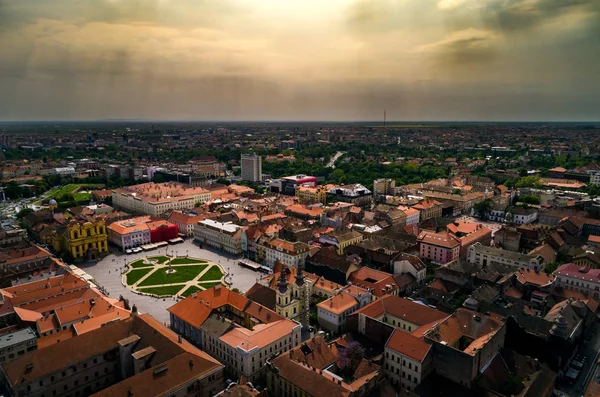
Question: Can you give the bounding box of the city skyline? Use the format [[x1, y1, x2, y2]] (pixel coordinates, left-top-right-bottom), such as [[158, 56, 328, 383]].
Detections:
[[1, 0, 599, 122]]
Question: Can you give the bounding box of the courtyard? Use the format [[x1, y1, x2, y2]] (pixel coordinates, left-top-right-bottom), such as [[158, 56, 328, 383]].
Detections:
[[78, 239, 262, 324]]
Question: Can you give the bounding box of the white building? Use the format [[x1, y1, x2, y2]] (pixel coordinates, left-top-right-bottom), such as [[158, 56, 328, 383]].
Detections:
[[553, 263, 600, 299], [384, 329, 433, 392], [241, 154, 262, 182], [107, 217, 151, 249], [399, 206, 420, 226], [52, 167, 76, 176], [467, 243, 545, 271], [194, 219, 243, 254], [112, 182, 210, 216], [317, 285, 371, 334], [591, 173, 600, 186], [262, 238, 309, 268], [509, 207, 538, 225], [487, 203, 506, 222], [393, 253, 426, 283]]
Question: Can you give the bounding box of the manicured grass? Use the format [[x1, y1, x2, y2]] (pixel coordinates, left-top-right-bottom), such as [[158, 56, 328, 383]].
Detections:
[[126, 268, 153, 285], [199, 266, 224, 281], [170, 257, 207, 265], [200, 281, 224, 290], [137, 265, 207, 287], [181, 285, 201, 297], [130, 259, 153, 269], [138, 285, 184, 296], [147, 256, 170, 264], [73, 192, 90, 202]]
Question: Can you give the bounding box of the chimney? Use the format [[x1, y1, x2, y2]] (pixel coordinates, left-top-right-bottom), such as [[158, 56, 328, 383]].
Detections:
[[178, 334, 182, 343]]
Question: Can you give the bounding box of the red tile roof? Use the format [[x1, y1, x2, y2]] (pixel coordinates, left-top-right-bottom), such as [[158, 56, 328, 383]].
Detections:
[[386, 329, 432, 362]]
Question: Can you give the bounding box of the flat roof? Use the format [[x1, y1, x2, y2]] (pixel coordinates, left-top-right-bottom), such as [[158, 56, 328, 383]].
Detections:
[[0, 328, 36, 349]]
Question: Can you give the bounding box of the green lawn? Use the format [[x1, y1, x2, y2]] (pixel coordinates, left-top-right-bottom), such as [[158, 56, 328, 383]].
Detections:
[[137, 265, 207, 287], [200, 281, 224, 290], [73, 192, 90, 202], [138, 285, 184, 296], [126, 268, 153, 285], [35, 183, 104, 205], [170, 257, 207, 265], [147, 256, 170, 264], [130, 259, 153, 269], [199, 266, 224, 281], [181, 285, 201, 297]]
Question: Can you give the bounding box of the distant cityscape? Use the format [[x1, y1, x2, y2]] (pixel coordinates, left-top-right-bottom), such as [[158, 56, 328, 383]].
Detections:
[[0, 122, 600, 396]]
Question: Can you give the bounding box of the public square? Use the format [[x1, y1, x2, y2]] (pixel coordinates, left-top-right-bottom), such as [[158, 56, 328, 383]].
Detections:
[[78, 239, 261, 325]]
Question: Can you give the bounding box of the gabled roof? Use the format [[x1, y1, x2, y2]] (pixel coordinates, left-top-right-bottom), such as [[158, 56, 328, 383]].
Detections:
[[385, 329, 432, 362], [353, 295, 448, 328]]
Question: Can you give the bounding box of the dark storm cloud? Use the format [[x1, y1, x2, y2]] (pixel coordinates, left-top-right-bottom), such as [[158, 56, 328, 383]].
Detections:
[[484, 0, 598, 33], [0, 0, 599, 121]]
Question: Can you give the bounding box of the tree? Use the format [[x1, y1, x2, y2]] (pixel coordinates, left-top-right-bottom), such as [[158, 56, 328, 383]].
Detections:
[[216, 178, 231, 186], [473, 199, 493, 217], [16, 208, 34, 219], [520, 194, 540, 205], [337, 341, 365, 377], [544, 262, 560, 274]]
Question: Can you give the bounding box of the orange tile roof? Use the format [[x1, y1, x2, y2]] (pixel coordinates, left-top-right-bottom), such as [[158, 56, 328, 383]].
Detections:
[[516, 269, 554, 287], [317, 292, 359, 315], [3, 314, 221, 387], [424, 309, 504, 356], [417, 230, 461, 249], [114, 182, 210, 204], [285, 204, 324, 218], [219, 319, 298, 351], [354, 295, 448, 328], [13, 307, 43, 323], [386, 329, 432, 362]]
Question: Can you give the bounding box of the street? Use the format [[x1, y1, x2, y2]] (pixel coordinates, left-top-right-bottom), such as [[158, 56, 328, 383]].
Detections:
[[557, 320, 600, 396], [326, 151, 344, 168]]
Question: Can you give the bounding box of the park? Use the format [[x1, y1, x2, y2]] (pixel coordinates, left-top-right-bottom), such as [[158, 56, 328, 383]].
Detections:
[[123, 254, 225, 297]]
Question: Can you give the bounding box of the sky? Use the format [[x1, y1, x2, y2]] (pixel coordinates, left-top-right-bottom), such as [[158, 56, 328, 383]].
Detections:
[[0, 0, 599, 121]]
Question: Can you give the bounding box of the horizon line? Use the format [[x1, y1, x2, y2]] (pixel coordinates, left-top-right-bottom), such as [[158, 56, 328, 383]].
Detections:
[[0, 119, 599, 124]]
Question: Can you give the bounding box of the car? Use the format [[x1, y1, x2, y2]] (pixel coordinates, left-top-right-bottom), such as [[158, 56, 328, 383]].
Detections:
[[571, 360, 584, 370], [125, 249, 132, 254]]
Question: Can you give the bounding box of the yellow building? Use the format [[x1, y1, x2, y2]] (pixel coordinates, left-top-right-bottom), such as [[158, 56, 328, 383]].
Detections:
[[273, 263, 311, 326], [295, 185, 328, 205], [318, 230, 364, 255], [52, 219, 108, 260]]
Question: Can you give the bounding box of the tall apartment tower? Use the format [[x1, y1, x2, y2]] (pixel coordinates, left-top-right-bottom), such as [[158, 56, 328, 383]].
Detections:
[[374, 178, 395, 199], [241, 153, 262, 182]]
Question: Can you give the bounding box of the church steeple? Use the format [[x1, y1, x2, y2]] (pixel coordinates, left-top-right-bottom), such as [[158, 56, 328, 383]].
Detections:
[[295, 262, 305, 286], [277, 264, 288, 293]]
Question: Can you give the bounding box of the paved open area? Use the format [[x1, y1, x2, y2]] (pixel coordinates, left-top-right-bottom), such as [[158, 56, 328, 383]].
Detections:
[[78, 239, 261, 325]]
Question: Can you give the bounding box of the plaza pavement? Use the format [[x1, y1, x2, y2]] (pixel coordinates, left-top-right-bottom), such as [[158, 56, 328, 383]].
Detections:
[[79, 239, 262, 325]]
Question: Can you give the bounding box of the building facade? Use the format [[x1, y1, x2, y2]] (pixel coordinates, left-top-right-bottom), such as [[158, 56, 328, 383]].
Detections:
[[417, 230, 461, 264], [112, 182, 210, 216], [467, 243, 545, 271], [262, 239, 309, 268], [553, 263, 600, 299], [241, 154, 262, 182], [52, 219, 109, 260], [194, 219, 243, 255]]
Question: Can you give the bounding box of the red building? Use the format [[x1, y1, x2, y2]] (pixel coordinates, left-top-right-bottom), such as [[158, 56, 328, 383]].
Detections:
[[147, 219, 179, 243]]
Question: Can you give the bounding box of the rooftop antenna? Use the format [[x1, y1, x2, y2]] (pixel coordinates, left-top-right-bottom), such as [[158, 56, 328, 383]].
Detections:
[[384, 110, 387, 129]]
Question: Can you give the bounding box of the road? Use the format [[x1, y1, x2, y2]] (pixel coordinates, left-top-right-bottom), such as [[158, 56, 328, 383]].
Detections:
[[557, 319, 600, 396], [326, 151, 344, 168]]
